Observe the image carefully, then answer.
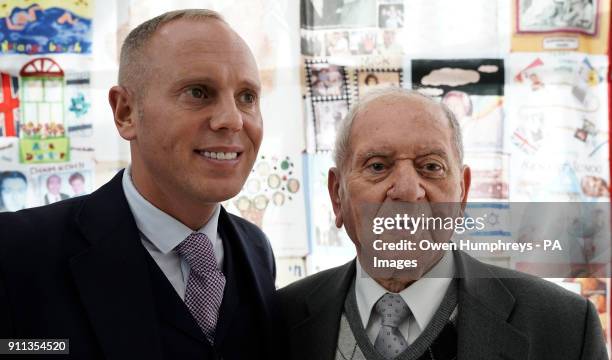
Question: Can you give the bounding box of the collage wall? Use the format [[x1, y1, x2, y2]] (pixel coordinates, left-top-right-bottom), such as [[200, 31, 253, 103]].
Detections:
[[0, 0, 610, 350]]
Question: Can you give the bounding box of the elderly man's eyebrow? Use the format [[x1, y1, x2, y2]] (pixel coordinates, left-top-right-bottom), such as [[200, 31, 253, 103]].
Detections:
[[355, 150, 394, 162], [417, 148, 450, 160]]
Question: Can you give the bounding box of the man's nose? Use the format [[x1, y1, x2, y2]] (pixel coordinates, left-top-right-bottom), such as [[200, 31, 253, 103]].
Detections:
[[209, 94, 243, 132], [386, 161, 426, 202]]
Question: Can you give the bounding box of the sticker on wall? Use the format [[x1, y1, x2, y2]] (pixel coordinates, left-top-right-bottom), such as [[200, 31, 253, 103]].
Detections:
[[0, 1, 93, 55]]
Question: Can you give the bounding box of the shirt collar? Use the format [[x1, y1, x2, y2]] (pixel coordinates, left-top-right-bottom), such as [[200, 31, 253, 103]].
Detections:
[[121, 166, 220, 254], [355, 249, 455, 331]]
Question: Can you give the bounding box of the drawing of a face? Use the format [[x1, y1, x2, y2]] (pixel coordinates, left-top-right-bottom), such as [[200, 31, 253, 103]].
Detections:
[[442, 91, 472, 119]]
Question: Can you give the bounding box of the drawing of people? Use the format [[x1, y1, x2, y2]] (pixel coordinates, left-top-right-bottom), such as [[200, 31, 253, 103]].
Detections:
[[442, 91, 473, 120]]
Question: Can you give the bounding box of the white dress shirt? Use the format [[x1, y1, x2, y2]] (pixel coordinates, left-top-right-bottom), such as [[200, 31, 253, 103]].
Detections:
[[355, 250, 455, 345], [122, 166, 224, 299]]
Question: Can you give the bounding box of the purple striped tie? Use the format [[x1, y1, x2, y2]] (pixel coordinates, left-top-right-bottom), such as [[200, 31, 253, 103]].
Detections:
[[176, 232, 226, 344]]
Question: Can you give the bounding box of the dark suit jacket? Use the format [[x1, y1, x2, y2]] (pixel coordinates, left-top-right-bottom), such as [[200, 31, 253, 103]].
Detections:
[[279, 251, 608, 360], [0, 170, 279, 359]]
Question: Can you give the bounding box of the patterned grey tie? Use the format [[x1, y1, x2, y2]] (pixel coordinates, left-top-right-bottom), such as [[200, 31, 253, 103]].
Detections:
[[373, 293, 411, 359], [176, 232, 226, 344]]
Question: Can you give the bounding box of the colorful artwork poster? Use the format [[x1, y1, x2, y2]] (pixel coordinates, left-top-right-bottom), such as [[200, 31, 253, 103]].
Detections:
[[224, 153, 308, 257], [0, 1, 93, 55], [512, 0, 610, 53], [506, 53, 609, 201], [304, 153, 356, 273], [300, 0, 377, 29], [411, 59, 505, 153]]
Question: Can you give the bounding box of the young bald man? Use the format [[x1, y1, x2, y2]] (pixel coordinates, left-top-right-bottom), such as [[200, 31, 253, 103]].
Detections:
[[0, 10, 280, 359]]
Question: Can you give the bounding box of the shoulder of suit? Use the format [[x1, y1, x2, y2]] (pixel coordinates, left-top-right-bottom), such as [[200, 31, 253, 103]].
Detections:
[[482, 261, 587, 309], [0, 195, 87, 251]]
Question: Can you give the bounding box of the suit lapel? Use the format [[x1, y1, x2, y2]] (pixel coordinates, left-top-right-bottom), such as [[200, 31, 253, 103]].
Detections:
[[290, 260, 356, 360], [215, 209, 276, 350], [70, 171, 162, 360], [455, 251, 529, 360]]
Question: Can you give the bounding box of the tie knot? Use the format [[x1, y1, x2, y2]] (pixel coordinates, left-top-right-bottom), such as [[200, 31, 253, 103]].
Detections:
[[375, 293, 411, 328], [175, 232, 217, 275]]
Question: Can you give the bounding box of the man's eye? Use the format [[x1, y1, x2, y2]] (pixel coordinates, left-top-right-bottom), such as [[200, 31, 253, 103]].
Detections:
[[368, 162, 386, 172], [239, 91, 257, 104], [423, 163, 443, 173], [188, 86, 208, 99]]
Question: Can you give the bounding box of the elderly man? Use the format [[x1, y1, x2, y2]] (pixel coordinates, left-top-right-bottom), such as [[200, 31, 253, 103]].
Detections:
[[279, 88, 607, 360], [0, 10, 279, 359]]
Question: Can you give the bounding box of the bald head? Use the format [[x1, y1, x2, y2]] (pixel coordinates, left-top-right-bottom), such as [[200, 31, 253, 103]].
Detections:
[[118, 9, 228, 91]]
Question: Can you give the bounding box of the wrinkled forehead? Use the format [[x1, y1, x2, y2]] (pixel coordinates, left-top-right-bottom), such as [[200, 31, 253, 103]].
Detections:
[[353, 95, 451, 135]]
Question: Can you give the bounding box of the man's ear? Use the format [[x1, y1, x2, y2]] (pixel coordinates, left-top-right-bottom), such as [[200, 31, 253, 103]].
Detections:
[[328, 167, 344, 228], [109, 85, 138, 140], [459, 165, 471, 211]]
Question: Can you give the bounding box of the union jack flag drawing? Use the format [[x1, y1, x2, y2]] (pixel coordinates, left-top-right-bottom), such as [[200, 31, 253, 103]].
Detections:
[[0, 72, 19, 137]]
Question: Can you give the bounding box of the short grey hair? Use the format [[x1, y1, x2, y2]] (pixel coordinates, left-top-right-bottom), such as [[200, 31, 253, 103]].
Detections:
[[119, 9, 226, 89], [333, 87, 464, 170]]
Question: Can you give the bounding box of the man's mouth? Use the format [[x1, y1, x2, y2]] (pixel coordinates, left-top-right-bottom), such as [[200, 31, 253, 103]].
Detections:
[[196, 150, 240, 160]]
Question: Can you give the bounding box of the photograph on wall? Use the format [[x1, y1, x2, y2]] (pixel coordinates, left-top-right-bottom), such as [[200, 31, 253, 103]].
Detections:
[[517, 0, 599, 35], [0, 1, 94, 55], [512, 0, 610, 53], [324, 31, 351, 57], [300, 0, 377, 29], [355, 68, 401, 99], [0, 168, 28, 212], [312, 99, 349, 152], [307, 62, 348, 98], [34, 162, 94, 205], [378, 2, 404, 29], [348, 30, 378, 56], [301, 30, 326, 57]]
